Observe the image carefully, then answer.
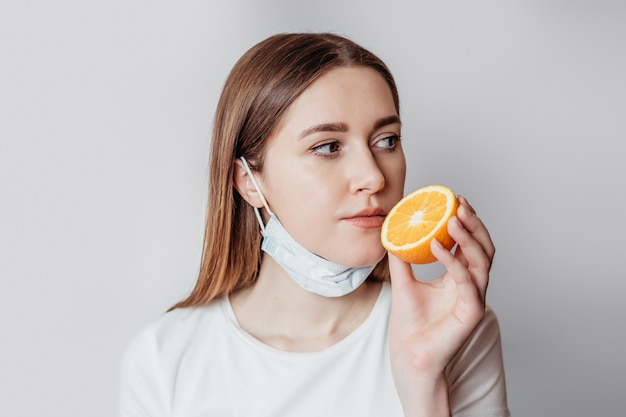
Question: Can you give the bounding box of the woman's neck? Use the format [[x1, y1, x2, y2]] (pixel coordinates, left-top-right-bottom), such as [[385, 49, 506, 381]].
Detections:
[[229, 255, 382, 352]]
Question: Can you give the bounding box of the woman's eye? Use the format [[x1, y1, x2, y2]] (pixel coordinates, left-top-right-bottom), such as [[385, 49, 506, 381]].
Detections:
[[312, 141, 341, 157], [374, 135, 400, 150]]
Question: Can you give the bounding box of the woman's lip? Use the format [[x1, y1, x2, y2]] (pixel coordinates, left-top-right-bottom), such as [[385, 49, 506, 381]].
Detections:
[[348, 208, 387, 217], [343, 215, 386, 229]]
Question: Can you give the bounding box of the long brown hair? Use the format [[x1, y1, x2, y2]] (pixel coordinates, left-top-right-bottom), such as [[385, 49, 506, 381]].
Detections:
[[170, 32, 400, 310]]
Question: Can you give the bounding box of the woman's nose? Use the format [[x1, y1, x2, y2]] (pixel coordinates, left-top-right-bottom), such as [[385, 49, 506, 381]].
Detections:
[[348, 150, 385, 194]]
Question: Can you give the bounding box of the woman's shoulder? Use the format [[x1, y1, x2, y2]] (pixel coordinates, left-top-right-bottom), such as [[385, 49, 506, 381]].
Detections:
[[119, 299, 228, 414], [122, 298, 226, 363]]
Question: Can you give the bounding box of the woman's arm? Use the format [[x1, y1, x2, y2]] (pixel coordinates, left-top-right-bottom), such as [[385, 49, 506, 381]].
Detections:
[[388, 195, 507, 416]]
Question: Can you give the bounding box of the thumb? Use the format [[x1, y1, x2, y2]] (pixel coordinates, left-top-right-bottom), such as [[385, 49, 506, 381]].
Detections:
[[387, 252, 415, 289]]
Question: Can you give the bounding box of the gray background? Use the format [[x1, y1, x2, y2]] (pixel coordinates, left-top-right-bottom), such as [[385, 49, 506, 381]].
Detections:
[[1, 1, 624, 416]]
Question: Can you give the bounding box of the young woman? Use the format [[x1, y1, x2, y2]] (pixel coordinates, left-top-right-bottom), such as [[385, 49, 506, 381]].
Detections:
[[120, 32, 510, 417]]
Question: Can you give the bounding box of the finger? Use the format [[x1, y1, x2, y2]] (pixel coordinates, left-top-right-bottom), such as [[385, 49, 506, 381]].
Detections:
[[447, 216, 490, 301], [387, 252, 416, 290], [456, 198, 496, 262], [452, 244, 469, 268], [457, 194, 476, 214], [431, 237, 483, 309]]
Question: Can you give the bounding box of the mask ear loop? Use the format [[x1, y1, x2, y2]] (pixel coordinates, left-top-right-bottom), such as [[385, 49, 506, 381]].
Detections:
[[239, 156, 274, 234]]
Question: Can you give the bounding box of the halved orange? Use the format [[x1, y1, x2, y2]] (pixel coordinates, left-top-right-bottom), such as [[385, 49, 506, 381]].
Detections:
[[381, 184, 458, 264]]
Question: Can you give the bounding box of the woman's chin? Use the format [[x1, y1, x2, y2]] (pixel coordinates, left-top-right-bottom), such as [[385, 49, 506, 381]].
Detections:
[[335, 249, 386, 268]]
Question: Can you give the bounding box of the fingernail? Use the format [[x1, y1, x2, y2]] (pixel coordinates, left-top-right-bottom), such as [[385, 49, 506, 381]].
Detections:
[[458, 195, 476, 214], [431, 237, 443, 249]]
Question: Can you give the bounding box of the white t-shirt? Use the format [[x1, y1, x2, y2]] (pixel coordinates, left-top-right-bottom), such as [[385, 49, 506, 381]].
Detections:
[[119, 282, 510, 417]]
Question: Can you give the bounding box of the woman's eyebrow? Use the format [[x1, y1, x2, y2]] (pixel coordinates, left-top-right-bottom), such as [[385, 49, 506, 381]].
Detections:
[[298, 115, 401, 140], [374, 115, 402, 129], [298, 122, 347, 140]]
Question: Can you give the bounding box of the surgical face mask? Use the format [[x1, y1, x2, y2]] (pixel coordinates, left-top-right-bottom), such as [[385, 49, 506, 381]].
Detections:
[[239, 157, 378, 297]]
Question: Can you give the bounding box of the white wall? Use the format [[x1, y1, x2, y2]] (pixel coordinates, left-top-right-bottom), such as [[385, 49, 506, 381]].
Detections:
[[1, 1, 624, 416]]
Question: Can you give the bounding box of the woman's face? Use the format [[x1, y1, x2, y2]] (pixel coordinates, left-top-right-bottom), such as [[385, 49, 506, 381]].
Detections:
[[257, 66, 406, 267]]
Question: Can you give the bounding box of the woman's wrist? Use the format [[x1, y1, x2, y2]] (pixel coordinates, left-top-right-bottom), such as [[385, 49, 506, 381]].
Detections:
[[393, 371, 451, 417]]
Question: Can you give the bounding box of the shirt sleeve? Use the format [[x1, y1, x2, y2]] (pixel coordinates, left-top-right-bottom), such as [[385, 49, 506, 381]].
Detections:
[[446, 305, 511, 417], [119, 325, 170, 417]]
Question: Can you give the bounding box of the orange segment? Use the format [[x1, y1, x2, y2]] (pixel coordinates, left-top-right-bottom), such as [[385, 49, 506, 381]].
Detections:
[[381, 184, 458, 264]]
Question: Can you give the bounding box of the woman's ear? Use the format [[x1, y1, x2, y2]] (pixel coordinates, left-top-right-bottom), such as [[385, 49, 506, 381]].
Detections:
[[233, 159, 265, 208]]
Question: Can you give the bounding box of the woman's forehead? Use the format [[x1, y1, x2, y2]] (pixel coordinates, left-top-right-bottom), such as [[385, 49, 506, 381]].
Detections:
[[275, 67, 398, 135]]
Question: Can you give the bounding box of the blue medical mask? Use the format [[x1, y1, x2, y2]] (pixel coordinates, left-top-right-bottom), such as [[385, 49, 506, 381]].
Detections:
[[239, 157, 378, 297]]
